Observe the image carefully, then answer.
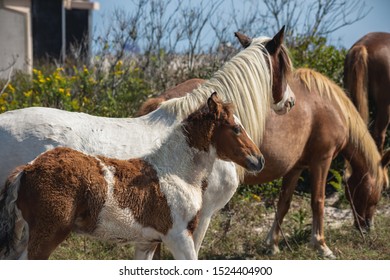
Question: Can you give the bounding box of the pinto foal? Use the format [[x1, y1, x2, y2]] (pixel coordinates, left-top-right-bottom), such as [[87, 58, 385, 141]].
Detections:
[[0, 93, 264, 260]]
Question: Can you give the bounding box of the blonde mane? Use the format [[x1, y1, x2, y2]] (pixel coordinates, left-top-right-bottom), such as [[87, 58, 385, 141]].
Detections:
[[295, 68, 384, 190], [158, 37, 275, 180]]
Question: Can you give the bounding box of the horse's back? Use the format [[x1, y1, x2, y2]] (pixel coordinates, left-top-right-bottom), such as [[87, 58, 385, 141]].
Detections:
[[136, 79, 205, 116], [353, 32, 390, 50], [0, 107, 175, 186]]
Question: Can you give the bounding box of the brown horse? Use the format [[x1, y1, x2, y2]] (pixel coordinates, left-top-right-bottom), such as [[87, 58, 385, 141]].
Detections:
[[139, 69, 389, 257], [344, 32, 390, 153], [0, 93, 263, 260]]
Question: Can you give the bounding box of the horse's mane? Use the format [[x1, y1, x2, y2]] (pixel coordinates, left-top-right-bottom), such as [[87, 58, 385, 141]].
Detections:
[[295, 68, 384, 191], [159, 37, 276, 146], [158, 37, 293, 180]]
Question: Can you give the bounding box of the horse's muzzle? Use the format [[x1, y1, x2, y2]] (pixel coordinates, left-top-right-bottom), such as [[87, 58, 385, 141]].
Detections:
[[245, 154, 265, 173]]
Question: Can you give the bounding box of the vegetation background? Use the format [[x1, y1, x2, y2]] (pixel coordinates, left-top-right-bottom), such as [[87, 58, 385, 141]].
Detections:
[[0, 0, 389, 259]]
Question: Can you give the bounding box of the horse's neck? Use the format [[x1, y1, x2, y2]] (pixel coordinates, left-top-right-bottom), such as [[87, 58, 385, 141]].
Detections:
[[145, 127, 216, 186], [342, 142, 372, 179]]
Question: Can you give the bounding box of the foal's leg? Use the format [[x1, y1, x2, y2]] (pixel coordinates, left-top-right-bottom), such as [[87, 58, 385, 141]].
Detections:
[[134, 243, 158, 260], [193, 214, 212, 254], [28, 225, 72, 259], [265, 168, 302, 254], [309, 158, 335, 259], [163, 232, 197, 260]]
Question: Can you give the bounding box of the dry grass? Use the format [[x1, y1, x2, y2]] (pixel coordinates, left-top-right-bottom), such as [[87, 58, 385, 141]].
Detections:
[[50, 192, 390, 260]]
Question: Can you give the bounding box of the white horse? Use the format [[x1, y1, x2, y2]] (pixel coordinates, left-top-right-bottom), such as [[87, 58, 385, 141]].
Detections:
[[0, 28, 293, 256]]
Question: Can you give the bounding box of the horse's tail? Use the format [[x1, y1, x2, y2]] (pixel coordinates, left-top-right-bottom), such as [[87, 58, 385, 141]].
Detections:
[[344, 44, 369, 125], [0, 168, 29, 259]]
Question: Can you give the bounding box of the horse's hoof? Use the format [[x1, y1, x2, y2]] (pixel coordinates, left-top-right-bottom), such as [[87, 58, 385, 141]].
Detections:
[[321, 248, 336, 259], [265, 246, 280, 256], [323, 252, 336, 259]]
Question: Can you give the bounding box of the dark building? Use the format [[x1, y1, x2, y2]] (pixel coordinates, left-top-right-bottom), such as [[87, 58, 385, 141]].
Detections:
[[32, 0, 98, 62], [0, 0, 99, 78]]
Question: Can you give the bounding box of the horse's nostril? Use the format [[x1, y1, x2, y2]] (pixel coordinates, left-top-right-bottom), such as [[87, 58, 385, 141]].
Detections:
[[260, 155, 265, 167], [245, 155, 265, 172]]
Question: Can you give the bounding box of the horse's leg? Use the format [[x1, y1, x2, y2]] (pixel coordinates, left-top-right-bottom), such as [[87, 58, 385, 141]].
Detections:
[[372, 106, 390, 153], [265, 168, 303, 255], [193, 214, 212, 254], [27, 224, 72, 259], [134, 243, 158, 260], [163, 233, 197, 260], [309, 158, 335, 259], [24, 202, 74, 259], [193, 161, 240, 254]]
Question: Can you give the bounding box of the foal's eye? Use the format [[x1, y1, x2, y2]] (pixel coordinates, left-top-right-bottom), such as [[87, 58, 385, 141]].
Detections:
[[232, 125, 241, 135]]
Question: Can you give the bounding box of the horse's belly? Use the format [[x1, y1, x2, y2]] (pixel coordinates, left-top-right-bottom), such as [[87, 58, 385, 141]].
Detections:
[[91, 205, 161, 243]]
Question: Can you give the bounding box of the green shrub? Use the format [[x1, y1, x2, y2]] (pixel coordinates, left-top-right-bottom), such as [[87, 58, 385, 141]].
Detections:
[[289, 36, 347, 85], [0, 61, 152, 117]]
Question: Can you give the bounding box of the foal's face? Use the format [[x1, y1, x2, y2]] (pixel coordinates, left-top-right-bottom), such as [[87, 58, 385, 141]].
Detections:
[[208, 94, 264, 173]]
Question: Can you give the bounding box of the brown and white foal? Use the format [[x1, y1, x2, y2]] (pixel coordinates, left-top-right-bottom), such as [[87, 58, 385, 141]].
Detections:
[[0, 93, 264, 260]]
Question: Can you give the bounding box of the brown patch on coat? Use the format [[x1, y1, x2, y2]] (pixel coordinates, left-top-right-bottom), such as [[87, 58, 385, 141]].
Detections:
[[187, 211, 200, 235], [16, 147, 108, 259], [201, 179, 208, 193], [98, 157, 173, 235], [182, 95, 235, 152]]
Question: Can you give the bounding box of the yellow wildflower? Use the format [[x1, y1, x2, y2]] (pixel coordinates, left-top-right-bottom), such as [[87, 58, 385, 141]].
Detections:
[[24, 90, 33, 97], [7, 84, 15, 93], [88, 77, 96, 84]]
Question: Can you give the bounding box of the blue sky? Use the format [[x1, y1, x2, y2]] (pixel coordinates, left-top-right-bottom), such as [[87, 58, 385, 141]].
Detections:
[[93, 0, 390, 49]]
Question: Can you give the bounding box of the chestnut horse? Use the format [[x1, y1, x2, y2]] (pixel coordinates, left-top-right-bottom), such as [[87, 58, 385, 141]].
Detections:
[[0, 93, 263, 260], [344, 32, 390, 153], [139, 68, 389, 258]]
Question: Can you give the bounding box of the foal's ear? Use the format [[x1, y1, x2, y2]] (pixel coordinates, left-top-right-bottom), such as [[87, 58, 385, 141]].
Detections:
[[234, 32, 252, 48], [265, 25, 285, 55], [381, 149, 390, 167], [207, 92, 222, 117]]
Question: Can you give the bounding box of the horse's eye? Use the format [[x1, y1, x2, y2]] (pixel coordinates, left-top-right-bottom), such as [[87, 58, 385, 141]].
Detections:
[[232, 125, 241, 135]]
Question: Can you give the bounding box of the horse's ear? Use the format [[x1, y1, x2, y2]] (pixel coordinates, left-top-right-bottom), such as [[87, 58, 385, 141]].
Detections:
[[234, 32, 252, 48], [381, 149, 390, 167], [207, 92, 222, 118], [265, 25, 285, 55]]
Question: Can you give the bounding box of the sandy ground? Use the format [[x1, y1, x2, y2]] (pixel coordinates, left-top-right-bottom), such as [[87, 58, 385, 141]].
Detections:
[[253, 194, 390, 233]]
